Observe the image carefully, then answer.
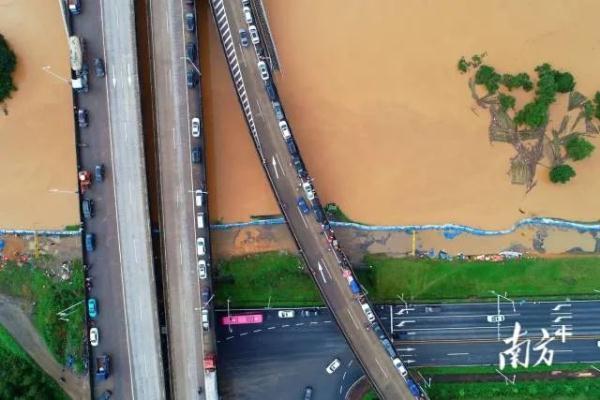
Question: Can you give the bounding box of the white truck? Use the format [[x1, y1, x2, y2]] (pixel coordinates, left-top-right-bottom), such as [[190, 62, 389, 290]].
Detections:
[[204, 354, 219, 400], [69, 36, 87, 92], [68, 0, 81, 14]]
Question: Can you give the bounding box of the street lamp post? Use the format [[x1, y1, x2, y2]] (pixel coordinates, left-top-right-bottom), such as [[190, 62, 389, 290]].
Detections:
[[42, 65, 70, 85], [227, 297, 232, 333], [181, 57, 201, 76]]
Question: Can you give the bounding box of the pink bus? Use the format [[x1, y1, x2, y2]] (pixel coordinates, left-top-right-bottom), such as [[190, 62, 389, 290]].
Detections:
[[221, 314, 263, 325]]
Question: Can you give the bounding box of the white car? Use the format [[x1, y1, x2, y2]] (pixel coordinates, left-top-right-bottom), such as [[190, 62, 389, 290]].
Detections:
[[392, 358, 408, 377], [196, 237, 205, 256], [302, 181, 315, 201], [195, 190, 203, 207], [89, 327, 99, 347], [278, 310, 295, 318], [325, 358, 341, 374], [487, 315, 505, 323], [248, 25, 259, 44], [361, 303, 375, 323], [243, 6, 253, 24], [257, 61, 269, 81], [278, 120, 291, 140], [191, 117, 200, 137], [202, 308, 209, 330], [198, 260, 207, 280], [197, 212, 204, 229]]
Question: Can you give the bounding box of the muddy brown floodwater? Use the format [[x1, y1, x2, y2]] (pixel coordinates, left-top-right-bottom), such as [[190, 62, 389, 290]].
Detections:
[[0, 0, 78, 230], [201, 0, 600, 229]]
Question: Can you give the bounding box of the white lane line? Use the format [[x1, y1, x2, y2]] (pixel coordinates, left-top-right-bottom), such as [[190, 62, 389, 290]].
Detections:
[[342, 371, 347, 380], [225, 336, 234, 340], [310, 321, 319, 325], [295, 323, 304, 326], [282, 324, 289, 328], [267, 326, 276, 330], [271, 156, 279, 179], [133, 239, 138, 263], [392, 313, 521, 320], [324, 320, 332, 323], [179, 242, 183, 264], [554, 349, 573, 353], [447, 352, 470, 356], [298, 209, 309, 228], [348, 360, 353, 367], [253, 329, 262, 333], [347, 309, 360, 330], [275, 153, 286, 176], [375, 358, 389, 379], [255, 99, 263, 115], [339, 386, 342, 394], [240, 332, 248, 336], [320, 258, 333, 280]]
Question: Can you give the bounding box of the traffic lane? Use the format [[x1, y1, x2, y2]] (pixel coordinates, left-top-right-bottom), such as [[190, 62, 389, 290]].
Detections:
[[217, 317, 362, 400], [223, 6, 412, 396], [410, 338, 600, 367], [71, 2, 134, 397], [101, 0, 166, 398], [149, 0, 205, 396]]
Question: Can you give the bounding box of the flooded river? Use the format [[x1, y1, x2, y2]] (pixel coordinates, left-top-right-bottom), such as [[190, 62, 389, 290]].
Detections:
[[201, 0, 600, 230], [0, 0, 78, 230]]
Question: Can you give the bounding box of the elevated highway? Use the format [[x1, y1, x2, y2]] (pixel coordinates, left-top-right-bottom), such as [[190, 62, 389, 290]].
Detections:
[[207, 1, 423, 398]]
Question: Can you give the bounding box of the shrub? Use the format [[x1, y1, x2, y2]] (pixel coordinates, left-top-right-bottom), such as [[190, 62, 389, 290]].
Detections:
[[549, 164, 576, 183], [498, 93, 516, 111], [0, 33, 17, 103], [457, 57, 469, 73], [565, 136, 595, 161]]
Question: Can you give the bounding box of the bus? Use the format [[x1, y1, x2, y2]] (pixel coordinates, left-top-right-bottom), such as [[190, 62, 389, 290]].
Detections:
[[221, 313, 263, 325]]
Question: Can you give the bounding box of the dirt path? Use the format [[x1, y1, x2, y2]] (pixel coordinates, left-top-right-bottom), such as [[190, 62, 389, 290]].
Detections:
[[0, 294, 89, 399]]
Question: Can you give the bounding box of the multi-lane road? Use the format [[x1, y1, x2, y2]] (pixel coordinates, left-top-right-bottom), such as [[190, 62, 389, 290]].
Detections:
[[147, 0, 216, 397], [216, 301, 600, 397], [71, 1, 166, 398], [208, 1, 415, 398]]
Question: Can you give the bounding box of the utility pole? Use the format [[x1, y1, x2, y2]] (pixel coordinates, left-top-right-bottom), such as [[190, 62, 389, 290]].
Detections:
[[227, 297, 232, 333]]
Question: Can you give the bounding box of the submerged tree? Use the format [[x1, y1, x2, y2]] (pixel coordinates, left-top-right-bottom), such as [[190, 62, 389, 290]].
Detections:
[[0, 33, 17, 104], [565, 136, 595, 161], [549, 164, 576, 183]]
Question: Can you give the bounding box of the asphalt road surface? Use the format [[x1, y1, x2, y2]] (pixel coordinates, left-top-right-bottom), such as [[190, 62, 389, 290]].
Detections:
[[70, 3, 135, 398], [216, 301, 600, 398], [208, 1, 414, 398], [147, 0, 214, 397], [95, 1, 166, 398]]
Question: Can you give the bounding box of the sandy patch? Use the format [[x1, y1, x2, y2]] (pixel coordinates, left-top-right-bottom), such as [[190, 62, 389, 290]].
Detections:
[[0, 0, 78, 230]]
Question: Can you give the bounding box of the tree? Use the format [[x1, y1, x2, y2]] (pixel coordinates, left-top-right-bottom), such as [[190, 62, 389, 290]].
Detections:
[[514, 100, 549, 128], [498, 93, 516, 111], [565, 136, 595, 161], [457, 57, 469, 73], [0, 33, 17, 103], [555, 71, 575, 93], [475, 65, 501, 94], [501, 73, 533, 92], [549, 164, 576, 183]]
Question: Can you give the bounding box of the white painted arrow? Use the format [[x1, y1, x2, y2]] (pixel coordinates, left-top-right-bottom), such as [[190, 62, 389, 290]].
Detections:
[[271, 156, 279, 179], [317, 262, 327, 284], [552, 304, 571, 311], [396, 320, 415, 328], [396, 308, 415, 316], [404, 359, 416, 364], [553, 315, 572, 323]]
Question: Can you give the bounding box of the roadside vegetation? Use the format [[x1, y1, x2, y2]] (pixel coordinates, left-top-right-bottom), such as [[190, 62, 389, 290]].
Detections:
[[215, 252, 600, 306], [360, 254, 600, 302], [0, 33, 17, 106], [214, 251, 321, 308], [324, 203, 355, 223], [0, 258, 86, 373], [418, 363, 595, 376], [0, 324, 67, 399]]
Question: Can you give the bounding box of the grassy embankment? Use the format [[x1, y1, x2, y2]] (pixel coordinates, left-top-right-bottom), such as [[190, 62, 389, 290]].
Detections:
[[0, 258, 86, 373], [0, 324, 68, 399], [360, 254, 600, 302], [215, 252, 600, 307]]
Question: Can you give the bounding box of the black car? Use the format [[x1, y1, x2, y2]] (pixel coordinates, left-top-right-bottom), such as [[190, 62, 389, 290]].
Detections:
[[265, 81, 276, 101], [93, 58, 105, 78], [187, 69, 198, 88], [286, 138, 298, 156], [186, 42, 197, 61], [185, 13, 195, 31], [192, 147, 202, 164], [77, 108, 88, 128], [239, 29, 249, 47], [98, 390, 112, 400], [313, 205, 325, 223], [82, 199, 94, 220], [304, 386, 313, 400], [201, 287, 210, 303], [95, 164, 105, 183]]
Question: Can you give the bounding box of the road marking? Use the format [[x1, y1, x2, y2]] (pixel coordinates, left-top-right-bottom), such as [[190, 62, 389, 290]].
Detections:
[[324, 320, 332, 323], [447, 352, 470, 356], [310, 321, 319, 325], [133, 239, 138, 263], [347, 309, 360, 330], [225, 336, 234, 340], [254, 98, 262, 115], [374, 358, 389, 379], [275, 153, 286, 176], [295, 323, 304, 326], [240, 332, 248, 336], [320, 258, 333, 280], [298, 209, 309, 227], [267, 326, 276, 330], [554, 349, 573, 353], [282, 324, 289, 328], [179, 242, 183, 264], [553, 315, 572, 323], [271, 156, 279, 179], [348, 360, 353, 367], [397, 347, 416, 352], [339, 386, 343, 395], [342, 371, 347, 380], [253, 329, 262, 333], [392, 313, 519, 320], [396, 320, 415, 328], [552, 304, 572, 311], [317, 262, 327, 284]]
